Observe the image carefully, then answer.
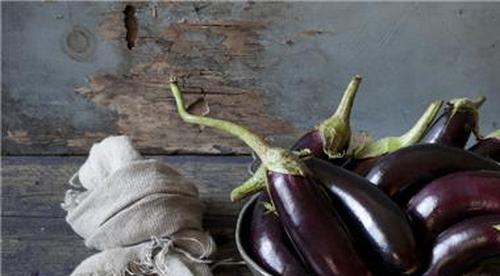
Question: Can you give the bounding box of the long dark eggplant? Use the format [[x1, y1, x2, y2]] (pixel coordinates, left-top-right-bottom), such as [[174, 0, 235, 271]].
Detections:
[[345, 100, 443, 175], [169, 79, 371, 276], [407, 170, 500, 243], [232, 75, 362, 201], [304, 157, 420, 275], [365, 144, 500, 204], [469, 129, 500, 162], [420, 96, 485, 148], [268, 170, 371, 275], [423, 215, 500, 276], [248, 193, 308, 275]]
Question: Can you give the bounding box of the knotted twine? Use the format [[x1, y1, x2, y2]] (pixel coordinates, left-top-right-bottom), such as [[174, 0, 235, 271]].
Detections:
[[62, 136, 216, 276]]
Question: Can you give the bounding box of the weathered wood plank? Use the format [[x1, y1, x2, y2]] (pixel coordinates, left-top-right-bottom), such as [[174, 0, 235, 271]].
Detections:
[[2, 156, 254, 276], [4, 2, 500, 155], [2, 1, 298, 155]]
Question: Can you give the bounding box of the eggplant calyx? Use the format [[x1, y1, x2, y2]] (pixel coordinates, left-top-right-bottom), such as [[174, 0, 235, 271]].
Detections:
[[448, 96, 486, 115], [317, 75, 362, 158], [354, 100, 443, 159], [231, 166, 266, 202], [449, 96, 486, 140], [263, 148, 308, 176], [231, 149, 312, 201]]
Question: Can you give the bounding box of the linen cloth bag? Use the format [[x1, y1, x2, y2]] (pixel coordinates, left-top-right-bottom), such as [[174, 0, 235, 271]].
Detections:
[[62, 136, 215, 276]]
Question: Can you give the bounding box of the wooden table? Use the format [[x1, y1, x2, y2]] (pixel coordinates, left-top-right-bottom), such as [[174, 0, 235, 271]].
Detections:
[[3, 155, 254, 275], [4, 2, 500, 275]]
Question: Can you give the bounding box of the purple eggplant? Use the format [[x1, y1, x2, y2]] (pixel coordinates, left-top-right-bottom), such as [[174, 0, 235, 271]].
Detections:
[[469, 130, 500, 162], [421, 97, 485, 148], [407, 170, 500, 243], [343, 157, 380, 176], [344, 100, 443, 176], [304, 157, 420, 275], [169, 79, 371, 276], [232, 75, 362, 202], [365, 144, 500, 204], [248, 193, 308, 275], [423, 215, 500, 276], [268, 172, 371, 276]]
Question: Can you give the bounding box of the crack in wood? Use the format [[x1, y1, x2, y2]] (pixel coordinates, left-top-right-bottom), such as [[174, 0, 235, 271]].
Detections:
[[123, 5, 138, 50]]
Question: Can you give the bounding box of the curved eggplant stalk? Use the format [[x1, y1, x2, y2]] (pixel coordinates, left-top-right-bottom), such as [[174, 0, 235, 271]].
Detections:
[[469, 129, 500, 162], [421, 96, 486, 148], [423, 215, 500, 276], [353, 100, 443, 159], [231, 76, 362, 201], [168, 78, 371, 276]]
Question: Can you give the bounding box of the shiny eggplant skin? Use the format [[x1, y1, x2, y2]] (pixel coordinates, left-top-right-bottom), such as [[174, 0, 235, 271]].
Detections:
[[304, 157, 420, 275], [423, 215, 500, 276], [267, 171, 371, 276], [248, 193, 308, 276], [420, 104, 475, 148], [291, 130, 329, 160], [407, 170, 500, 243], [469, 137, 500, 162], [343, 156, 381, 176], [365, 144, 500, 204]]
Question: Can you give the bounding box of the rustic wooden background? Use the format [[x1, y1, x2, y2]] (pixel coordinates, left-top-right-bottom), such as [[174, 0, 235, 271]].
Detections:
[[2, 2, 500, 275]]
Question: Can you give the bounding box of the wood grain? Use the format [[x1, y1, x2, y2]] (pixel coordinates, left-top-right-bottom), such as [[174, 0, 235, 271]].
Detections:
[[2, 156, 255, 276], [2, 2, 298, 155]]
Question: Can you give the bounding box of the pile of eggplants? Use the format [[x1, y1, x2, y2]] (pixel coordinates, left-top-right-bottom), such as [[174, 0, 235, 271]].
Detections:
[[168, 76, 500, 276]]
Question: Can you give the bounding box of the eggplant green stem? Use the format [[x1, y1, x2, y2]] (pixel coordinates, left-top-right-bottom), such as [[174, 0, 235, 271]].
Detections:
[[318, 75, 362, 158], [354, 100, 443, 159], [333, 75, 362, 122], [231, 166, 266, 201], [169, 77, 268, 157], [169, 77, 307, 176]]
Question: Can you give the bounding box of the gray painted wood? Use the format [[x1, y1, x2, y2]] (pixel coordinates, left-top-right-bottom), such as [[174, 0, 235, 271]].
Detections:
[[2, 156, 254, 276], [3, 2, 499, 155]]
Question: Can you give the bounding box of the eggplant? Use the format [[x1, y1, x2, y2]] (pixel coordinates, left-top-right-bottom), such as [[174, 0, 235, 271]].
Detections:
[[423, 215, 500, 276], [420, 97, 485, 148], [248, 193, 308, 275], [407, 170, 500, 244], [267, 171, 371, 275], [365, 144, 500, 204], [169, 79, 371, 276], [304, 157, 420, 275], [232, 76, 362, 201], [343, 157, 381, 176], [463, 257, 500, 276], [469, 130, 500, 162]]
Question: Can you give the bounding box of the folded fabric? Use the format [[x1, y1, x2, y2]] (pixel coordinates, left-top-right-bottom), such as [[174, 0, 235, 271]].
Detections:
[[62, 136, 215, 275]]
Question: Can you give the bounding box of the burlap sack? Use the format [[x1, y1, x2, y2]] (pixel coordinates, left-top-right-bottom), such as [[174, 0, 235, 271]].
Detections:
[[62, 136, 215, 276]]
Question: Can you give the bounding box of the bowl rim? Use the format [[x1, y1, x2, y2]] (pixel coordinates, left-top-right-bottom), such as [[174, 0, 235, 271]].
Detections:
[[235, 193, 273, 276]]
